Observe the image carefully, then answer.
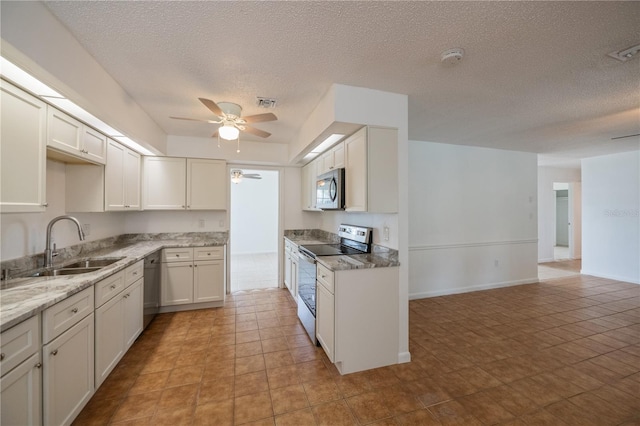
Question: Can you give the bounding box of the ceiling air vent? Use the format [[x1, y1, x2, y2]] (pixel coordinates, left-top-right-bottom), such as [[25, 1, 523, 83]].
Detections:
[[608, 43, 640, 62], [256, 97, 277, 108]]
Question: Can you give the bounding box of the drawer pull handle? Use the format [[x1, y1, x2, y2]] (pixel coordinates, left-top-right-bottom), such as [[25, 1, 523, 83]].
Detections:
[[207, 253, 211, 255], [110, 285, 116, 290], [0, 353, 4, 361], [71, 307, 78, 314], [321, 274, 326, 278], [175, 254, 180, 257], [133, 271, 138, 275], [35, 362, 42, 369], [51, 350, 58, 356]]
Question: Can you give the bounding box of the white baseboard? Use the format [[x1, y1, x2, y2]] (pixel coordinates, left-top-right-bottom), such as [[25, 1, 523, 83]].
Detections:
[[580, 270, 639, 285], [538, 258, 555, 263], [397, 352, 411, 364], [409, 277, 539, 300]]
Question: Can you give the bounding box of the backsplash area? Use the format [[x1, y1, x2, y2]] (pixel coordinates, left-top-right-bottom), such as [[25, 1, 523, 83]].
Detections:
[[1, 232, 228, 278]]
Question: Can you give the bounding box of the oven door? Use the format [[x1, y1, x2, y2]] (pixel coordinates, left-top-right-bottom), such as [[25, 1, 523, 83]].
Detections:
[[297, 248, 317, 345]]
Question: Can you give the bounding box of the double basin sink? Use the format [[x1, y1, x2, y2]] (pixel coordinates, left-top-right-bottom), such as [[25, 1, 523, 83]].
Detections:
[[26, 257, 125, 278]]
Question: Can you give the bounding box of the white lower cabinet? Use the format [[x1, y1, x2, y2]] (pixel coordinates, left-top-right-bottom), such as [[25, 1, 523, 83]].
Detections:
[[0, 315, 42, 426], [283, 239, 299, 300], [0, 352, 42, 426], [95, 262, 144, 387], [43, 312, 94, 426], [161, 247, 225, 308], [316, 280, 335, 362]]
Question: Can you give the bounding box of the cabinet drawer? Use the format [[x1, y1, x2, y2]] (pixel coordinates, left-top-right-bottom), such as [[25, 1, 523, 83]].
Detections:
[[0, 315, 40, 377], [124, 260, 144, 287], [95, 271, 125, 308], [43, 287, 94, 344], [162, 248, 193, 262], [317, 263, 334, 294], [194, 246, 224, 260]]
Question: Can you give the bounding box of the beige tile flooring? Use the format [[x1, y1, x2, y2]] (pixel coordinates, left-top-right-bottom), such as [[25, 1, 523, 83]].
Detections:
[[74, 275, 640, 425], [230, 253, 278, 291]]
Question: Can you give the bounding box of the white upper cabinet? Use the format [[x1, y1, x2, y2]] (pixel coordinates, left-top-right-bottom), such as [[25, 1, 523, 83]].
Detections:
[[105, 139, 141, 211], [46, 107, 106, 165], [0, 81, 48, 213], [186, 158, 227, 210], [345, 126, 398, 213], [301, 160, 322, 211], [143, 157, 226, 210], [318, 141, 345, 175]]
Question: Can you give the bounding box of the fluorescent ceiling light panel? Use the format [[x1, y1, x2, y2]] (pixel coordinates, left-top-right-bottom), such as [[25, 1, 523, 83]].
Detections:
[[1, 56, 155, 156], [311, 133, 345, 154], [0, 57, 62, 98]]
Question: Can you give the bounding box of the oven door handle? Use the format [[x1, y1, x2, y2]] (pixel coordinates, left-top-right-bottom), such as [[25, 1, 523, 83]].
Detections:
[[298, 248, 316, 263]]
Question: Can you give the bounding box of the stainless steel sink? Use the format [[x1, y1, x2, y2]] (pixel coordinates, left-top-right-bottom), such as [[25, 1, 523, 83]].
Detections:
[[62, 257, 124, 269], [30, 267, 102, 277], [22, 257, 125, 278]]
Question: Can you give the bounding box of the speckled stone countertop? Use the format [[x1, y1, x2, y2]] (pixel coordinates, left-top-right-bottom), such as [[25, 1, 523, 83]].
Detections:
[[317, 254, 400, 271], [284, 229, 399, 271], [0, 234, 227, 332]]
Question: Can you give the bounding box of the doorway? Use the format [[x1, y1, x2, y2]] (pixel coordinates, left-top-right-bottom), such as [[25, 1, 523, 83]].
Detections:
[[553, 182, 582, 261], [229, 168, 280, 292]]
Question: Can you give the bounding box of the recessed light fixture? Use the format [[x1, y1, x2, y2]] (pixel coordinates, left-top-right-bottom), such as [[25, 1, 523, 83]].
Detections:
[[608, 43, 640, 62], [256, 97, 277, 108]]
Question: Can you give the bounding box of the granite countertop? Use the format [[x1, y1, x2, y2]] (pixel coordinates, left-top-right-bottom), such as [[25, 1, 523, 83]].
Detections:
[[284, 236, 331, 246], [317, 253, 400, 271], [0, 237, 226, 332]]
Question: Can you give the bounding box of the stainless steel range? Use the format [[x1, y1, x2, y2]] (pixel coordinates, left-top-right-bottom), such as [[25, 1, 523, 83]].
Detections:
[[296, 224, 373, 344]]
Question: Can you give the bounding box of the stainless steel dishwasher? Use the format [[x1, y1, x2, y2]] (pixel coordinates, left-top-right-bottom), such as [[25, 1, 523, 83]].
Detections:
[[143, 251, 161, 328]]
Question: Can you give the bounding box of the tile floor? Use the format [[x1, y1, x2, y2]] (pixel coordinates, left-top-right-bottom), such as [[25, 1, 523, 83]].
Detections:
[[74, 274, 640, 425], [538, 258, 582, 281], [230, 252, 278, 291]]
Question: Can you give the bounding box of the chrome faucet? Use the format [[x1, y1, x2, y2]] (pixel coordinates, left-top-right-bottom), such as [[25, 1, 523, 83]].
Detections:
[[44, 216, 85, 268]]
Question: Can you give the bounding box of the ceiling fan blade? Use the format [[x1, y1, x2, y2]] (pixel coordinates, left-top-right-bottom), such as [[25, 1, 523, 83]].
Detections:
[[243, 174, 261, 178], [242, 125, 271, 138], [245, 176, 262, 179], [199, 98, 224, 117], [242, 112, 277, 123], [170, 116, 211, 122]]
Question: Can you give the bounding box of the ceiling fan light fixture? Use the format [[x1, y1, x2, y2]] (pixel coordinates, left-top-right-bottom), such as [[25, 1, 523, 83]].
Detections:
[[231, 170, 243, 184], [219, 123, 240, 140]]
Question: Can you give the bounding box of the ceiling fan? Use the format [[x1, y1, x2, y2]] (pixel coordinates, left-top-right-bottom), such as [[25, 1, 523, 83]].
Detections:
[[171, 98, 277, 151], [231, 169, 262, 184]]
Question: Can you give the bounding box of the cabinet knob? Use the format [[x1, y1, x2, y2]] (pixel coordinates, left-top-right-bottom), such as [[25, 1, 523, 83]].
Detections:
[[42, 203, 49, 207], [175, 254, 180, 257], [51, 349, 58, 356], [35, 362, 42, 369], [0, 353, 4, 361], [189, 264, 193, 268], [124, 294, 129, 298], [182, 205, 185, 208], [71, 307, 78, 314], [133, 271, 138, 275], [110, 285, 116, 290]]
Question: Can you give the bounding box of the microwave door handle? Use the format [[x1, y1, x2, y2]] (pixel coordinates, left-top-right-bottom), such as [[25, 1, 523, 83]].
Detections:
[[329, 177, 338, 202]]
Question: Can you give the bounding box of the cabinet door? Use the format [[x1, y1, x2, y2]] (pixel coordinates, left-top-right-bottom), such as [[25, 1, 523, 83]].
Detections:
[[0, 82, 47, 213], [82, 127, 107, 165], [47, 107, 82, 155], [105, 140, 126, 210], [344, 127, 367, 212], [124, 148, 141, 210], [186, 158, 227, 210], [291, 256, 298, 300], [316, 283, 335, 362], [194, 260, 224, 302], [143, 157, 186, 210], [161, 262, 194, 305], [94, 295, 125, 387], [333, 143, 345, 169], [43, 313, 94, 426], [284, 251, 292, 290], [124, 279, 144, 349], [320, 151, 332, 175], [0, 352, 42, 426]]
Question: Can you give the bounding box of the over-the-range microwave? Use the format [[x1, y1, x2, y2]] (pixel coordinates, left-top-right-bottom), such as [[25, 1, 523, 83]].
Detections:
[[316, 168, 345, 210]]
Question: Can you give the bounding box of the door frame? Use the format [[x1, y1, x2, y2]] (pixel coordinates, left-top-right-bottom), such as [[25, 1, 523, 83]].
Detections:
[[226, 164, 284, 294]]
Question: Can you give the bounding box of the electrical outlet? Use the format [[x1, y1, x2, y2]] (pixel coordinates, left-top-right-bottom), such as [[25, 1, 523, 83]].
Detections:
[[198, 219, 205, 228], [83, 224, 91, 236], [383, 226, 390, 241]]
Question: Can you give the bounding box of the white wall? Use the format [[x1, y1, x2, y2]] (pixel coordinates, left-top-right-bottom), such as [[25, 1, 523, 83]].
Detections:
[[1, 160, 126, 260], [230, 170, 279, 254], [538, 166, 581, 262], [582, 150, 640, 284], [408, 141, 538, 298]]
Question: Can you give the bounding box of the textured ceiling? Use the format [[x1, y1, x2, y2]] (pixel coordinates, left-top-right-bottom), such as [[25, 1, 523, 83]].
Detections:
[[44, 1, 640, 163]]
